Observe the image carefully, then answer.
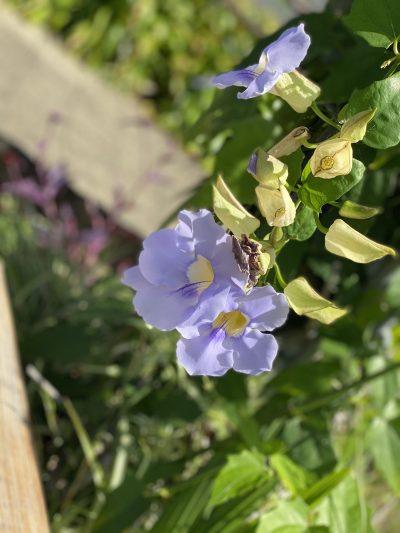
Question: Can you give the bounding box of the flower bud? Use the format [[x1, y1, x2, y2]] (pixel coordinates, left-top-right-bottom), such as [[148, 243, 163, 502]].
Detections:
[[259, 244, 276, 274], [256, 185, 296, 227], [268, 126, 310, 158], [248, 148, 288, 188], [310, 138, 353, 179], [232, 236, 275, 288], [339, 201, 382, 220], [325, 219, 396, 263], [213, 175, 260, 237], [270, 70, 321, 113], [284, 277, 348, 324], [340, 109, 376, 143]]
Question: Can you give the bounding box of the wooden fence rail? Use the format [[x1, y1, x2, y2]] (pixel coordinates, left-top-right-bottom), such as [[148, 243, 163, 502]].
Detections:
[[0, 263, 49, 532]]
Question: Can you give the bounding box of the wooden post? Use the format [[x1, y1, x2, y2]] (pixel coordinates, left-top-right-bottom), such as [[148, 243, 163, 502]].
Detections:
[[0, 263, 49, 532]]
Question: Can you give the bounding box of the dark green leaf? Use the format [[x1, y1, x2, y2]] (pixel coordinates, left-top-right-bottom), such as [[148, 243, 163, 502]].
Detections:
[[344, 0, 400, 48], [92, 474, 147, 533], [209, 450, 269, 509], [298, 159, 365, 211], [287, 206, 317, 241], [339, 74, 400, 149]]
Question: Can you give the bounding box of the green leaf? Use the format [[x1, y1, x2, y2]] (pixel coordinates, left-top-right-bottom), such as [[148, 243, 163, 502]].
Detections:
[[344, 0, 400, 48], [320, 42, 384, 103], [315, 475, 374, 533], [286, 206, 316, 241], [92, 474, 147, 533], [270, 454, 316, 495], [367, 417, 400, 495], [209, 450, 269, 509], [257, 499, 309, 533], [298, 159, 365, 212], [152, 472, 214, 533], [339, 74, 400, 149], [302, 469, 349, 507]]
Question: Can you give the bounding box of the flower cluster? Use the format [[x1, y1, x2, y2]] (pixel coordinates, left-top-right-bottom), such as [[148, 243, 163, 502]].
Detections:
[[123, 22, 397, 377], [213, 23, 320, 112], [122, 210, 289, 376]]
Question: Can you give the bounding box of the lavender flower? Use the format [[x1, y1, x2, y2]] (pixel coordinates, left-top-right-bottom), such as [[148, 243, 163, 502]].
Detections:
[[213, 24, 310, 100], [122, 210, 246, 331], [176, 285, 289, 376]]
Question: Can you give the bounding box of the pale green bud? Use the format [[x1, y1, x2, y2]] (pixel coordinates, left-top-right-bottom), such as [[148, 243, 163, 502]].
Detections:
[[256, 185, 296, 227], [340, 109, 376, 143], [284, 277, 348, 324], [249, 148, 288, 188], [325, 219, 396, 263], [310, 138, 353, 179], [270, 70, 321, 113], [339, 200, 382, 220], [268, 126, 310, 158], [213, 175, 260, 237]]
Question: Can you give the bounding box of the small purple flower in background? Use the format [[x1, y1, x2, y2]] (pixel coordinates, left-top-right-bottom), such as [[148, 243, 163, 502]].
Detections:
[[212, 23, 310, 100], [176, 285, 289, 376], [122, 210, 247, 331]]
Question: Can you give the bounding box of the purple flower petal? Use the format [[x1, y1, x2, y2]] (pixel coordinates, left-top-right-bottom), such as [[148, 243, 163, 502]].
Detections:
[[212, 23, 311, 101], [237, 69, 280, 100], [139, 228, 192, 288], [176, 209, 227, 257], [134, 283, 196, 331], [247, 152, 257, 177], [213, 67, 258, 88], [236, 286, 289, 331], [228, 330, 278, 375], [177, 287, 232, 338], [177, 334, 233, 376], [121, 266, 150, 291], [264, 24, 310, 74], [211, 238, 248, 289]]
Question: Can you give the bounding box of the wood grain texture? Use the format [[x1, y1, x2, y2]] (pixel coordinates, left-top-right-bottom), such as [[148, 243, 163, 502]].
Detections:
[[0, 263, 49, 532], [0, 2, 205, 237]]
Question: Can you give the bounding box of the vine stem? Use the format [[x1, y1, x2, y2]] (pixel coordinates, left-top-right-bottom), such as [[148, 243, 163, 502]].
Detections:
[[394, 38, 399, 56], [273, 262, 287, 289], [292, 361, 400, 415], [311, 102, 340, 130], [313, 212, 329, 234]]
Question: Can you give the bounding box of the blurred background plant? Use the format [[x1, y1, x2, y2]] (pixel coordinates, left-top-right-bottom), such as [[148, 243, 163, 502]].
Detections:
[[1, 0, 400, 532], [6, 0, 328, 131]]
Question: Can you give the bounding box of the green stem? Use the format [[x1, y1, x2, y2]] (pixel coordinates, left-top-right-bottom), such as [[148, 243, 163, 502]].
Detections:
[[302, 140, 318, 149], [292, 361, 400, 415], [63, 398, 105, 489], [313, 212, 328, 234], [273, 262, 287, 289], [385, 58, 400, 78], [394, 37, 399, 56], [311, 102, 340, 131]]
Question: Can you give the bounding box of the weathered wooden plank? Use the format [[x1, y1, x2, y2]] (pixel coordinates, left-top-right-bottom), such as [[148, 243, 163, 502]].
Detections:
[[0, 2, 205, 237], [0, 263, 49, 532]]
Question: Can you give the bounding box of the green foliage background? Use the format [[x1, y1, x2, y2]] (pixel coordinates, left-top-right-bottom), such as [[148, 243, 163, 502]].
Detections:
[[2, 0, 400, 532]]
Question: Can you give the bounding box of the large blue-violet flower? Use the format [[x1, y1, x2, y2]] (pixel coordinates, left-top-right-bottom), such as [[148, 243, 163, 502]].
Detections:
[[213, 23, 310, 100], [122, 210, 247, 330], [176, 285, 289, 376]]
